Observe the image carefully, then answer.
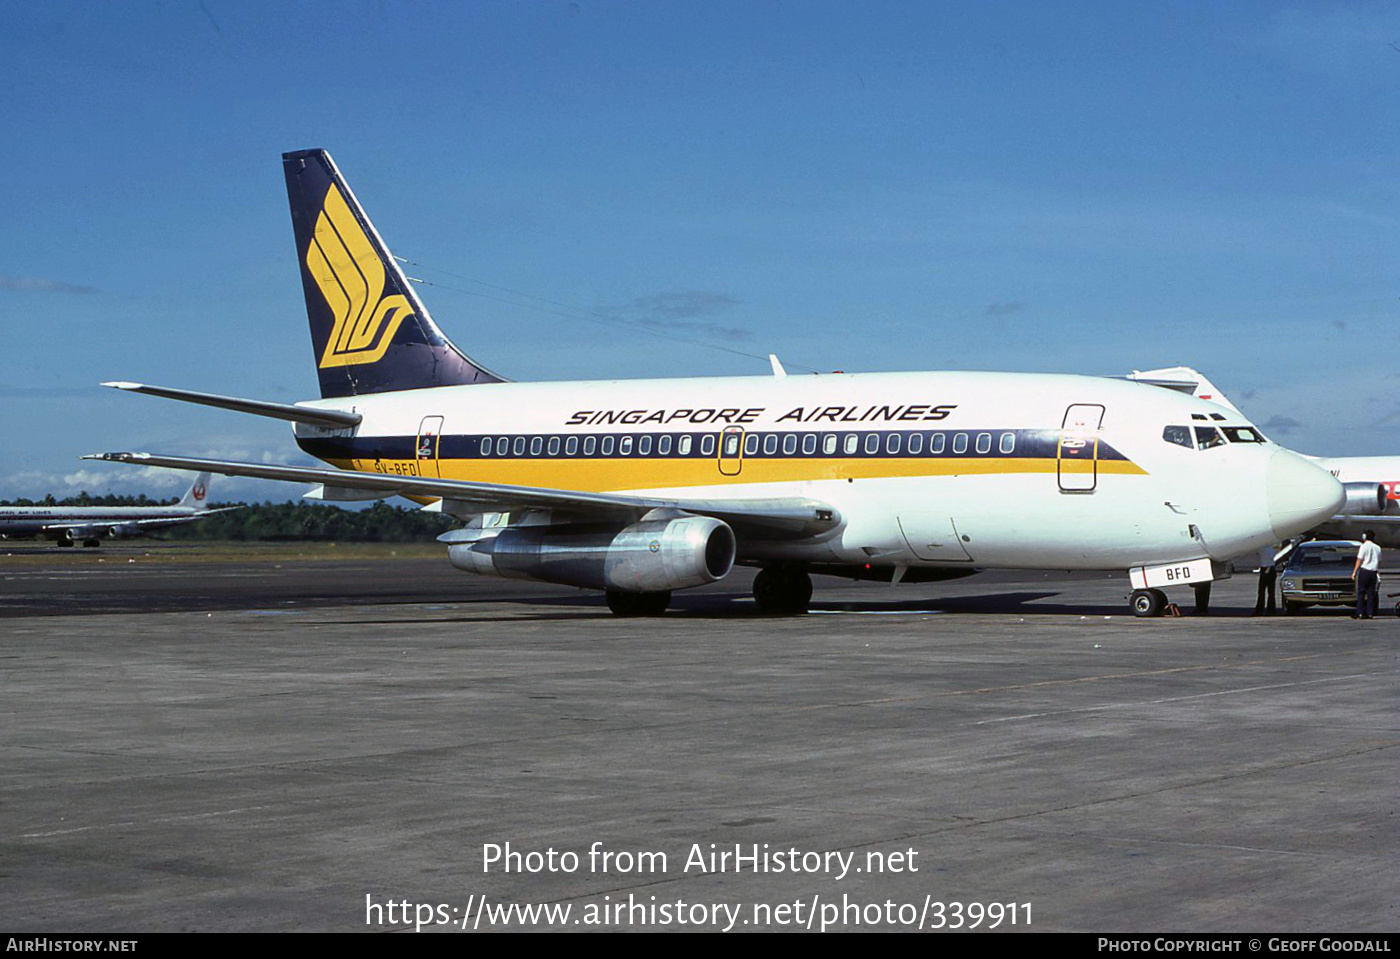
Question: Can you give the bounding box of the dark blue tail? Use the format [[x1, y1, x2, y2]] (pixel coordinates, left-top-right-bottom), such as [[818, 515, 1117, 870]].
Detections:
[[282, 149, 504, 398]]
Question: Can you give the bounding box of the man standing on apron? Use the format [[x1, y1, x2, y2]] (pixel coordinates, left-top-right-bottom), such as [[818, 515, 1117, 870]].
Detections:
[[1351, 531, 1382, 620]]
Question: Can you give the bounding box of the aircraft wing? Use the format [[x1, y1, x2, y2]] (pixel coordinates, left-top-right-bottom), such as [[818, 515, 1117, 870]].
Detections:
[[83, 452, 840, 540]]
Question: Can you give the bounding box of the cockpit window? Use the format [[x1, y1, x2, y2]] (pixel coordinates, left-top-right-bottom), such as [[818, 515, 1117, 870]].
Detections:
[[1162, 425, 1193, 449], [1194, 426, 1226, 450], [1221, 426, 1265, 444]]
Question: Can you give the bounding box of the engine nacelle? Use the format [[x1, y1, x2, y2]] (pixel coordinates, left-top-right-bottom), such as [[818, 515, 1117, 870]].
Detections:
[[445, 514, 736, 593], [1337, 482, 1387, 516], [59, 526, 100, 543], [107, 524, 142, 539]]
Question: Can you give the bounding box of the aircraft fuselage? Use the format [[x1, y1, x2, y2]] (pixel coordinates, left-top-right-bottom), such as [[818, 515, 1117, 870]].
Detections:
[[290, 368, 1340, 571]]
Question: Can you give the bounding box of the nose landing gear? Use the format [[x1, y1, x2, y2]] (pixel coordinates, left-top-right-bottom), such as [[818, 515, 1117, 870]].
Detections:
[[1130, 588, 1168, 618]]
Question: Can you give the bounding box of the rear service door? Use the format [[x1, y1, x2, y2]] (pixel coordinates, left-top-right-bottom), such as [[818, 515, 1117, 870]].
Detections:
[[416, 415, 444, 478]]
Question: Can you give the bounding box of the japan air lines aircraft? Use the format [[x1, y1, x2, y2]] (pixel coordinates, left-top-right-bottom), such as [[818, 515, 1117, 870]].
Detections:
[[89, 150, 1344, 616], [0, 472, 224, 547]]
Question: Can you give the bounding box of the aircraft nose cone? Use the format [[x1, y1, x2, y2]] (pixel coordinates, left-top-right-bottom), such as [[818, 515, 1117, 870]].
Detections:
[[1267, 449, 1344, 539]]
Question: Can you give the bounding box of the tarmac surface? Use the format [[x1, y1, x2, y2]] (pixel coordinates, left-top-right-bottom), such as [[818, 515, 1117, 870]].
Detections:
[[2, 542, 1396, 933]]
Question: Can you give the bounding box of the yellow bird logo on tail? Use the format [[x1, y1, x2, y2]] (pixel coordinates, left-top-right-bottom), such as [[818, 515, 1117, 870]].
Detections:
[[307, 183, 414, 368]]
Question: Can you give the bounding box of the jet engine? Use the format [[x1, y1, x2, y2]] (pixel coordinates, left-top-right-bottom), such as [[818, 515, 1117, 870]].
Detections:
[[1336, 482, 1387, 516], [445, 513, 736, 593], [107, 524, 142, 539]]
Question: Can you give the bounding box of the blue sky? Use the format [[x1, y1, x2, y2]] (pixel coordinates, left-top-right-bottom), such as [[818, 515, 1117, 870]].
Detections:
[[2, 1, 1398, 501]]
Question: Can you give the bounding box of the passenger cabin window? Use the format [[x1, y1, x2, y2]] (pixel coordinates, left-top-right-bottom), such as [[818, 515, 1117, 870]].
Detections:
[[931, 433, 946, 454], [601, 436, 615, 455], [658, 435, 672, 455], [863, 433, 880, 455], [844, 434, 858, 455], [975, 432, 991, 454], [678, 435, 692, 455], [530, 436, 543, 456], [907, 433, 924, 455], [481, 437, 494, 456], [783, 434, 798, 455], [823, 434, 837, 455], [619, 436, 633, 455], [638, 435, 652, 455], [565, 436, 579, 456], [802, 434, 817, 455], [744, 433, 759, 456], [513, 436, 526, 456], [952, 433, 968, 454], [999, 432, 1015, 454], [1162, 425, 1193, 449], [886, 433, 902, 454], [547, 436, 561, 456], [763, 434, 779, 455], [700, 434, 716, 456], [1194, 426, 1225, 450], [583, 436, 597, 455]]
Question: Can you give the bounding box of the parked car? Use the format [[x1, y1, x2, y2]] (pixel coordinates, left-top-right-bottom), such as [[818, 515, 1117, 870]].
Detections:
[[1279, 540, 1359, 614]]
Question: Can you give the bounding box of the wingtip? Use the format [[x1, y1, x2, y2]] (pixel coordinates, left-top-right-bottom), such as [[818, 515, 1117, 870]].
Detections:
[[101, 381, 143, 390], [81, 452, 147, 463]]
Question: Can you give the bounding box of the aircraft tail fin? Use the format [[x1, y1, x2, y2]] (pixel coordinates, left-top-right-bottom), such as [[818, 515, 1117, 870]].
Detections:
[[1125, 366, 1244, 415], [179, 472, 212, 510], [282, 149, 505, 399]]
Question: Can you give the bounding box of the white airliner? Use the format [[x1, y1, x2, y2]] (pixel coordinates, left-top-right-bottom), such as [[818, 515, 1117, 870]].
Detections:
[[86, 150, 1343, 616], [1125, 367, 1400, 547], [0, 472, 223, 547]]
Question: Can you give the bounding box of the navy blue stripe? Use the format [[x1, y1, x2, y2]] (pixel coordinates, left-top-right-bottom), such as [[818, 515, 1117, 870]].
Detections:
[[297, 428, 1130, 463]]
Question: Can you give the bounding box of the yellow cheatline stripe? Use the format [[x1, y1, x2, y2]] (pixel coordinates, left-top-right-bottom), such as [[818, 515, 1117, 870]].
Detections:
[[332, 455, 1146, 493]]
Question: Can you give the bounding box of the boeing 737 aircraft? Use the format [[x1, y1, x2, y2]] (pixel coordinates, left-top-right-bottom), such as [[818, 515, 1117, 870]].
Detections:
[[1125, 367, 1400, 547], [0, 472, 224, 547], [87, 150, 1344, 616]]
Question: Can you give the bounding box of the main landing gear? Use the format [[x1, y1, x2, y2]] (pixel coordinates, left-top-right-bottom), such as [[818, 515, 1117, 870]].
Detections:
[[605, 590, 671, 617], [753, 568, 813, 615]]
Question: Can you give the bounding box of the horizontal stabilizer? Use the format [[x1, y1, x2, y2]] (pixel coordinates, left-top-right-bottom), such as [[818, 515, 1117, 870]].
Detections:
[[102, 382, 361, 428]]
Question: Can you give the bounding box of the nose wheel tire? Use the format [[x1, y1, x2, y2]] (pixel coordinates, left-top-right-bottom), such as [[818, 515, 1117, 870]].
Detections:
[[753, 568, 813, 615], [1129, 588, 1168, 618]]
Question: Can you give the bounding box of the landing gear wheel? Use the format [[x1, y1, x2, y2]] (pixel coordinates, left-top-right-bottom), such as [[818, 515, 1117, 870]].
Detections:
[[753, 568, 813, 615], [1129, 588, 1167, 618], [605, 590, 671, 617]]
